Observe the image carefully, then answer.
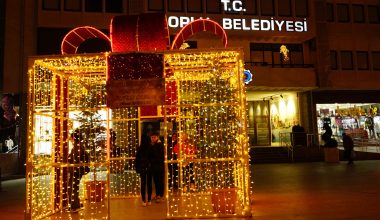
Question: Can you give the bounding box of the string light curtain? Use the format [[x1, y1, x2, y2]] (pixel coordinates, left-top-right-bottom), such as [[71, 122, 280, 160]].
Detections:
[[26, 55, 114, 219], [164, 49, 251, 218]]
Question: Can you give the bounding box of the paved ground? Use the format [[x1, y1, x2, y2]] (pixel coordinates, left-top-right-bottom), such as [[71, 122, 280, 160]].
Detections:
[[1, 160, 380, 219]]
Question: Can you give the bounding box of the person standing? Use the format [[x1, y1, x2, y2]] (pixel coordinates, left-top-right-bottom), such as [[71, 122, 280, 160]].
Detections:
[[342, 133, 354, 165], [365, 116, 375, 139], [135, 134, 153, 206], [0, 94, 18, 152], [150, 132, 165, 203], [321, 123, 333, 144], [68, 129, 90, 212]]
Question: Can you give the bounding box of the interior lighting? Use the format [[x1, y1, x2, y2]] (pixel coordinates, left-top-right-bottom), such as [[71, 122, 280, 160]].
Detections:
[[280, 45, 289, 62]]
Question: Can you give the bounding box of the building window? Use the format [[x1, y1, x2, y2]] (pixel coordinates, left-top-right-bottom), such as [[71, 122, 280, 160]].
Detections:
[[352, 4, 365, 23], [368, 5, 380, 23], [337, 4, 350, 22], [105, 0, 123, 13], [250, 43, 266, 64], [260, 0, 274, 16], [295, 0, 308, 17], [278, 0, 292, 17], [330, 50, 338, 70], [288, 44, 303, 65], [38, 28, 70, 55], [250, 43, 304, 66], [64, 0, 81, 12], [340, 51, 353, 70], [250, 44, 264, 64], [168, 0, 183, 12], [187, 0, 202, 13], [206, 0, 221, 14], [326, 3, 334, 22], [148, 0, 164, 11], [372, 52, 380, 70], [43, 0, 61, 10], [244, 0, 257, 15], [85, 0, 102, 12], [357, 51, 369, 70]]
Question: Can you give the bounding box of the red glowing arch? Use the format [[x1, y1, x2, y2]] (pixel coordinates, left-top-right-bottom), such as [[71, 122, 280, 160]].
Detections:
[[171, 19, 228, 50], [61, 26, 111, 54]]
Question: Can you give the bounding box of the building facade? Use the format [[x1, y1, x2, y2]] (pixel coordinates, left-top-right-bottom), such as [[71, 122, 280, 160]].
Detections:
[[2, 0, 380, 165]]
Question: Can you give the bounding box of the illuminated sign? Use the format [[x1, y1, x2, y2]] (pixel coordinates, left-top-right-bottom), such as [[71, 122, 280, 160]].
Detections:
[[244, 69, 252, 84], [168, 0, 308, 32]]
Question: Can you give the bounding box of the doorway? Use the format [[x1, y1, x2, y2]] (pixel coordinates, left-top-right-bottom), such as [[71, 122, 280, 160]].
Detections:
[[248, 101, 271, 146]]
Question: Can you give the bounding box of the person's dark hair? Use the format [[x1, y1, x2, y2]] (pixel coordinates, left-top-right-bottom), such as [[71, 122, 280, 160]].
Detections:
[[151, 131, 160, 136], [71, 129, 83, 142], [1, 93, 14, 105]]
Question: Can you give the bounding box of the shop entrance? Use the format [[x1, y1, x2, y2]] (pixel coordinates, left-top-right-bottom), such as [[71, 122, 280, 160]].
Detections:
[[247, 92, 300, 147], [248, 101, 271, 146], [317, 103, 380, 140]]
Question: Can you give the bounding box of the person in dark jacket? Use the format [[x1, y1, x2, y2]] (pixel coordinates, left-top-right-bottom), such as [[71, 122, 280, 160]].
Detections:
[[150, 132, 165, 203], [135, 134, 154, 206], [0, 94, 17, 152], [342, 133, 355, 165], [68, 129, 90, 212], [321, 123, 333, 143]]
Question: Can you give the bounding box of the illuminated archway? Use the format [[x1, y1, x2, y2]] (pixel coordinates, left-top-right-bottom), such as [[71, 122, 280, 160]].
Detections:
[[61, 26, 111, 54], [171, 18, 228, 50]]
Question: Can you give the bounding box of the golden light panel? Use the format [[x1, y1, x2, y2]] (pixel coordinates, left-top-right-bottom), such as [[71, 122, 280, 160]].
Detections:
[[26, 49, 251, 220]]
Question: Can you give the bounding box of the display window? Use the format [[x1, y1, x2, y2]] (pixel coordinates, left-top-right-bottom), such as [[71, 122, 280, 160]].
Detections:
[[247, 92, 299, 146], [270, 94, 299, 146], [33, 110, 108, 155], [317, 103, 379, 140]]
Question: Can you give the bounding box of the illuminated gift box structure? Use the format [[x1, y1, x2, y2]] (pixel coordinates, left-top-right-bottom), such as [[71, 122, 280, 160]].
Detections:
[[26, 14, 251, 219]]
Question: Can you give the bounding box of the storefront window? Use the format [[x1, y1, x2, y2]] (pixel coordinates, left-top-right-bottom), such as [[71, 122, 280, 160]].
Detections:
[[247, 92, 299, 147], [270, 94, 299, 146], [317, 103, 380, 140]]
